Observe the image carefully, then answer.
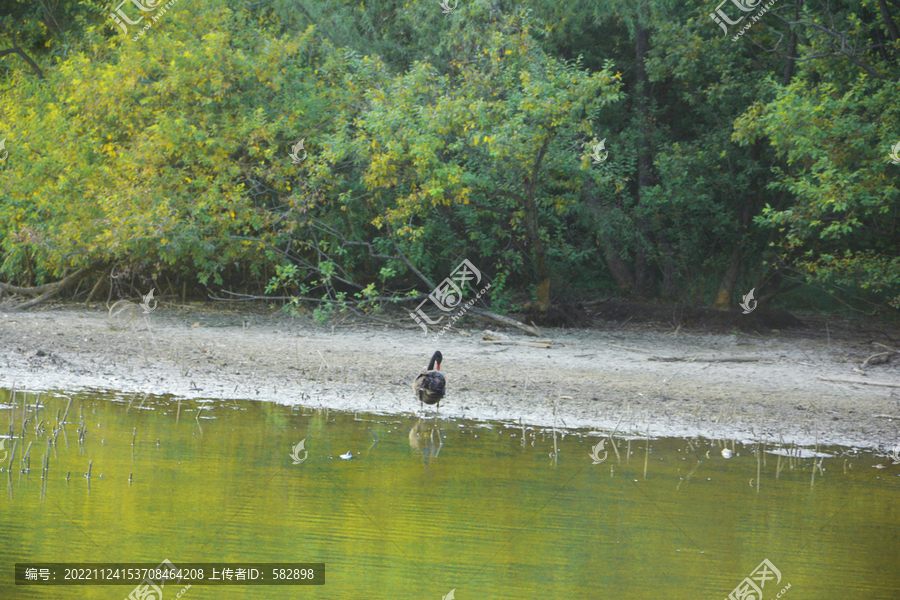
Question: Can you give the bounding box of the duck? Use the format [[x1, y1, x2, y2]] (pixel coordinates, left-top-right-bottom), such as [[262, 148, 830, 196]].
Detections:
[[413, 350, 445, 415]]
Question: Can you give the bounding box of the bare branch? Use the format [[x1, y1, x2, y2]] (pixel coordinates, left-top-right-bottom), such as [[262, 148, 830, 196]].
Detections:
[[0, 35, 45, 79], [753, 13, 896, 80]]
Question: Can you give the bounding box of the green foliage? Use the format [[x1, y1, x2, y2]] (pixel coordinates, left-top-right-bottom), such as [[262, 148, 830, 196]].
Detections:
[[0, 0, 897, 314], [734, 74, 900, 304]]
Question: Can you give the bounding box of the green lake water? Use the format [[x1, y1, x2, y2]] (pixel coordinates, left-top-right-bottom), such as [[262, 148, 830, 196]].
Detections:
[[1, 388, 898, 599]]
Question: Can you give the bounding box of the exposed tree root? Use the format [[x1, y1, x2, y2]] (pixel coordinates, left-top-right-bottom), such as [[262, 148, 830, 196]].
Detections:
[[0, 265, 101, 311]]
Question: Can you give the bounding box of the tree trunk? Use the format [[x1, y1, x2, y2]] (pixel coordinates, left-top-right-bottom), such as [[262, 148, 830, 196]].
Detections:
[[712, 243, 743, 309], [877, 0, 900, 42], [712, 132, 763, 310], [601, 235, 636, 294], [712, 193, 754, 309], [782, 1, 802, 85], [658, 233, 678, 299], [522, 138, 553, 312], [583, 182, 636, 295]]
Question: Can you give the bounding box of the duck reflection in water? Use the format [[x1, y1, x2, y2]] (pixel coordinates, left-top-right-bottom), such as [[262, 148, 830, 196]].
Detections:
[[408, 418, 444, 468]]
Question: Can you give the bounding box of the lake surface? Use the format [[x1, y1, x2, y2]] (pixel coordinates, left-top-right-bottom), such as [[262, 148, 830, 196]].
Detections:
[[1, 387, 898, 599]]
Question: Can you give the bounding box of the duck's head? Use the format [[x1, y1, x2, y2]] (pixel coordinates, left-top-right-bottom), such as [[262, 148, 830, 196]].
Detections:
[[430, 350, 443, 371]]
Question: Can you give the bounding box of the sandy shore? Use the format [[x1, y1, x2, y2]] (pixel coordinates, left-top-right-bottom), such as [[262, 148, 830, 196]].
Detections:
[[1, 303, 899, 452]]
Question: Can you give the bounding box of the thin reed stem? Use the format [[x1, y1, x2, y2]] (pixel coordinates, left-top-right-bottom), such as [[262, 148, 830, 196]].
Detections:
[[643, 424, 650, 479]]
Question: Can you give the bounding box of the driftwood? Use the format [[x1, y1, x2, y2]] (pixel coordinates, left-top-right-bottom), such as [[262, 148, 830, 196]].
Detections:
[[0, 265, 99, 311], [647, 356, 761, 363], [817, 376, 900, 389], [479, 340, 554, 348], [469, 307, 542, 337], [481, 330, 552, 347], [861, 343, 899, 369], [862, 352, 896, 368], [608, 344, 653, 354]]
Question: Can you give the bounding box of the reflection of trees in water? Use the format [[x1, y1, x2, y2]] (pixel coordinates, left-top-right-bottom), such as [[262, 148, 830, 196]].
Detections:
[[408, 418, 443, 468]]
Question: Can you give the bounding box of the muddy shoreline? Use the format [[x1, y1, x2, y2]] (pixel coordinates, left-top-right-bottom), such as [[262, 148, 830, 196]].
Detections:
[[1, 302, 899, 452]]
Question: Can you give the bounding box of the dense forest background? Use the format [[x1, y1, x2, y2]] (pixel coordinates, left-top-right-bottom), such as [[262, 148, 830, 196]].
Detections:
[[0, 0, 898, 322]]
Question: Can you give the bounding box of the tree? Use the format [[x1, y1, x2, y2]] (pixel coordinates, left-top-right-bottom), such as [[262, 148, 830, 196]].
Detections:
[[308, 8, 622, 312]]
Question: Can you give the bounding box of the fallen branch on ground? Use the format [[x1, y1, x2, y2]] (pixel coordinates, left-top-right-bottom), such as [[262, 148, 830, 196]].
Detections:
[[862, 351, 897, 368], [861, 343, 899, 369], [479, 340, 554, 348], [816, 376, 900, 389], [647, 356, 762, 362], [355, 314, 421, 329], [469, 307, 542, 337], [0, 265, 101, 311], [608, 344, 654, 354]]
